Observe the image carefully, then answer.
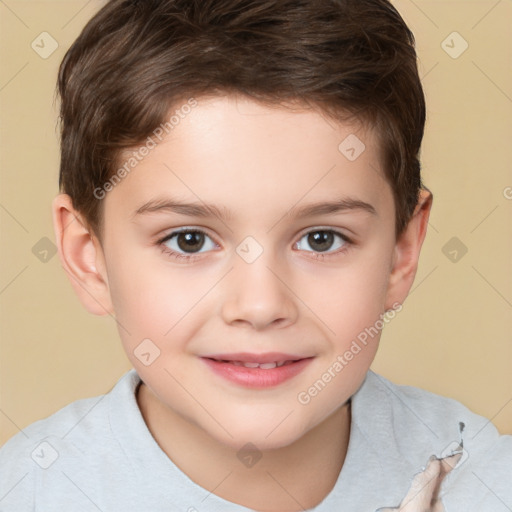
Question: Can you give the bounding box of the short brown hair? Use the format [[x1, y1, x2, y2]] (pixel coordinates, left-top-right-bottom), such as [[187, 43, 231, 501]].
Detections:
[[57, 0, 426, 239]]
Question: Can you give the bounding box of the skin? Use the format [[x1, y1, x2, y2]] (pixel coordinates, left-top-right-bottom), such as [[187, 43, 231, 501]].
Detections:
[[53, 95, 432, 512], [378, 449, 463, 512]]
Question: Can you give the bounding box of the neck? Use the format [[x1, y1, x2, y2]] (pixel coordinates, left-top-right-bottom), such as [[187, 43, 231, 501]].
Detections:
[[137, 382, 351, 512]]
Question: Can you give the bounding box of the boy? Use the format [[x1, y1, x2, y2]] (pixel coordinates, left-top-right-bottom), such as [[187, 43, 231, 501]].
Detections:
[[1, 0, 511, 510]]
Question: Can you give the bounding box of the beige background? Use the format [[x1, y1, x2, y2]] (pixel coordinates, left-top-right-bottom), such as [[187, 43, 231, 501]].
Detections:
[[1, 0, 511, 447]]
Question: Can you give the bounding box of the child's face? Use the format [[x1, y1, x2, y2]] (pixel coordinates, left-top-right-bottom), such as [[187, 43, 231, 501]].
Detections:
[[90, 95, 406, 449]]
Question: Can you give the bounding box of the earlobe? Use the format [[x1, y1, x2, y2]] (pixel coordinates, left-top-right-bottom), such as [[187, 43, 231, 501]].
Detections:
[[52, 194, 114, 316], [384, 189, 433, 310]]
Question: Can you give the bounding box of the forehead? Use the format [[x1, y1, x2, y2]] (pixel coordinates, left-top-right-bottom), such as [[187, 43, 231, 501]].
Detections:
[[104, 95, 391, 226]]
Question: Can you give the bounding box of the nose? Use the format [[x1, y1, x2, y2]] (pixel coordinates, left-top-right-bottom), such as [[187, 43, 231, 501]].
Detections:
[[220, 250, 299, 331]]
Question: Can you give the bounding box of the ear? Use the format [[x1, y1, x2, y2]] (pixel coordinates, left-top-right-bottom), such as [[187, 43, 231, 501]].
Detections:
[[384, 188, 433, 310], [52, 194, 114, 316]]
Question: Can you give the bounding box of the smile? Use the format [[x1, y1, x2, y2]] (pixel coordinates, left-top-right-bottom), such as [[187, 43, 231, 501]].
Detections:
[[201, 353, 314, 388], [209, 359, 297, 369]]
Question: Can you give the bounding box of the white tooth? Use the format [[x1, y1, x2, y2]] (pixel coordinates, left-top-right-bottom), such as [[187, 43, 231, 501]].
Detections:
[[243, 362, 260, 368], [259, 362, 277, 369], [276, 361, 285, 367]]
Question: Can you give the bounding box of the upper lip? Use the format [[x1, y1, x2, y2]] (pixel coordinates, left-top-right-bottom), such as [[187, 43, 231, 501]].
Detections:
[[202, 352, 312, 363]]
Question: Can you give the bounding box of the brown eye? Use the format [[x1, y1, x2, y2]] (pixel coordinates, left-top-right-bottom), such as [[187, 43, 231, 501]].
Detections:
[[307, 231, 335, 252], [175, 231, 206, 253], [295, 229, 352, 258], [159, 229, 217, 258]]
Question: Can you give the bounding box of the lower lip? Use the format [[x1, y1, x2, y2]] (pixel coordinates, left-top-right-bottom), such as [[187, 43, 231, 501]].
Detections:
[[201, 357, 314, 388]]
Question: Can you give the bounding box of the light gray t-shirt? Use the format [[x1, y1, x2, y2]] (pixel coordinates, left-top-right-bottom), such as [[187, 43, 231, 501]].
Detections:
[[1, 369, 511, 511]]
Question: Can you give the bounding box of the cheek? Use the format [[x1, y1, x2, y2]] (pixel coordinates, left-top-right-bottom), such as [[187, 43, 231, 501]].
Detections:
[[103, 239, 208, 359], [295, 257, 392, 423], [318, 248, 394, 338], [106, 237, 196, 326]]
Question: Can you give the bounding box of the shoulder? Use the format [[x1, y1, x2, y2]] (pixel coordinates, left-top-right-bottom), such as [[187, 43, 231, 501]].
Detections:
[[0, 370, 141, 509], [358, 371, 494, 441], [354, 371, 512, 510], [1, 370, 140, 455]]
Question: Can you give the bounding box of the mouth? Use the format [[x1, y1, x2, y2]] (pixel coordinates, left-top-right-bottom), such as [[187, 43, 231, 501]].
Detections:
[[205, 358, 299, 369], [200, 352, 314, 388]]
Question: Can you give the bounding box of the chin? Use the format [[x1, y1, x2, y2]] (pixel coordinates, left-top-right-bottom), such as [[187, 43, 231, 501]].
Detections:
[[207, 416, 311, 453]]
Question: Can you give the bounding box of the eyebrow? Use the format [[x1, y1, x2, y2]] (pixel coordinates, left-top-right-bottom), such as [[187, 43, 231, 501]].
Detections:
[[133, 196, 377, 221]]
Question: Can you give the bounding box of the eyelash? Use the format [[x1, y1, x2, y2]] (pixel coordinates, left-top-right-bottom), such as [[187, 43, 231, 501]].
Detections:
[[156, 227, 353, 263]]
